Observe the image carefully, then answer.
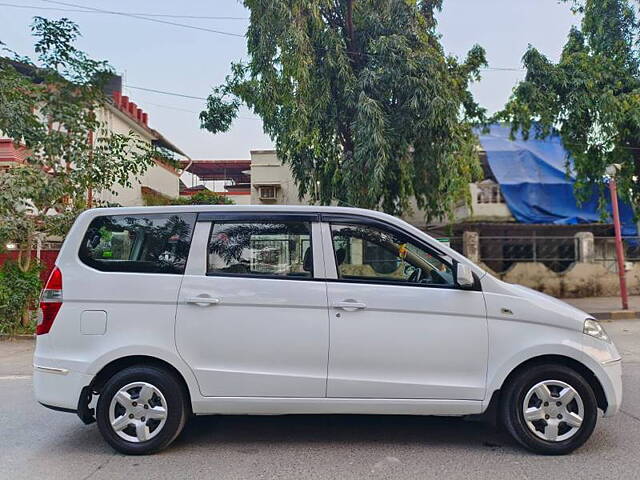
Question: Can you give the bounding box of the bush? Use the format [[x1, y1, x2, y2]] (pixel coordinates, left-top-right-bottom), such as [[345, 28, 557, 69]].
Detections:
[[143, 189, 234, 206], [187, 190, 235, 205], [0, 260, 42, 335]]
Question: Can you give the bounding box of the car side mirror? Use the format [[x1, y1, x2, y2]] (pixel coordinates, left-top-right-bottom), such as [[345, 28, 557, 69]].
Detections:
[[456, 262, 475, 288]]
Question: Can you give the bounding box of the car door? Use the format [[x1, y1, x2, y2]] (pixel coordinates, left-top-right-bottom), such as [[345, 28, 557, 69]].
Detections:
[[323, 218, 488, 400], [175, 213, 330, 398]]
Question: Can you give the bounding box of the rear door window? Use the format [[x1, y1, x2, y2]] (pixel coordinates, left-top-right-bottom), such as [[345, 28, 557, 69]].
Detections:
[[79, 213, 197, 274], [207, 221, 313, 278]]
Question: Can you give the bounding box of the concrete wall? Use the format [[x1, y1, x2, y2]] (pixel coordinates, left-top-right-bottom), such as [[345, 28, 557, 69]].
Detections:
[[480, 261, 638, 298], [226, 193, 251, 206], [250, 150, 309, 206], [100, 161, 179, 206]]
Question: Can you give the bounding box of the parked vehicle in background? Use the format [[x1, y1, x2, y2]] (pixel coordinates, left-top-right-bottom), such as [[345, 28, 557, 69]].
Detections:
[[34, 206, 622, 455]]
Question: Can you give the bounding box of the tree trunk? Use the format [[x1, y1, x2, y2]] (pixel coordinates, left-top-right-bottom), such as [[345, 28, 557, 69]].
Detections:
[[87, 129, 94, 207], [17, 235, 34, 326], [21, 309, 31, 327], [345, 0, 358, 64], [17, 235, 32, 273]]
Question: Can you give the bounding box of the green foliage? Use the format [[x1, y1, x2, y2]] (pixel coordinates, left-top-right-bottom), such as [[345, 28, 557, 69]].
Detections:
[[0, 17, 158, 270], [141, 189, 180, 206], [154, 145, 183, 170], [200, 0, 486, 220], [188, 190, 235, 205], [142, 189, 234, 206], [499, 0, 640, 209], [0, 260, 42, 334]]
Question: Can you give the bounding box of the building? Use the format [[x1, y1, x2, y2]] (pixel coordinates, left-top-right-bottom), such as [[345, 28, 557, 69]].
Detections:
[[180, 159, 251, 205], [249, 150, 307, 206], [0, 70, 185, 207], [93, 78, 185, 206]]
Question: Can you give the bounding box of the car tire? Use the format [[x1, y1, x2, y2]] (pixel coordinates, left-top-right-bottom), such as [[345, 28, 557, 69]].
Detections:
[[96, 365, 189, 455], [501, 363, 598, 455]]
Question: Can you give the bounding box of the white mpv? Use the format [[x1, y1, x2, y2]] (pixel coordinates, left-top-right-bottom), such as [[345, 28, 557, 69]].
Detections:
[[34, 206, 622, 455]]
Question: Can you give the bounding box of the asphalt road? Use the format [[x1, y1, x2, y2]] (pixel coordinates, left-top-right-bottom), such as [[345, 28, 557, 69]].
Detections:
[[1, 320, 640, 480]]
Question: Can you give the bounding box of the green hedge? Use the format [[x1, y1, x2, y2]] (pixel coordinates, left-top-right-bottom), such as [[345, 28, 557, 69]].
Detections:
[[0, 260, 42, 335], [143, 189, 235, 206]]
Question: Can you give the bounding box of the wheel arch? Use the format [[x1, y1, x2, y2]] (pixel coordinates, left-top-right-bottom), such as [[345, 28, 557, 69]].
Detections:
[[90, 355, 193, 408], [490, 354, 608, 413]]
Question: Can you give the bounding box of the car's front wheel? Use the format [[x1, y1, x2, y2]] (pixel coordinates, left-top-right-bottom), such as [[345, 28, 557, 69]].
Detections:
[[501, 363, 598, 455], [96, 365, 189, 455]]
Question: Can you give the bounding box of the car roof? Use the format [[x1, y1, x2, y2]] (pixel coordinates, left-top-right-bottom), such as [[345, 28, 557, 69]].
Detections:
[[81, 204, 397, 221]]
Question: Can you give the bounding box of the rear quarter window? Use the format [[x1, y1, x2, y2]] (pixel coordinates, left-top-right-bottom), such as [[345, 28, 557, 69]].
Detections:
[[78, 213, 197, 274]]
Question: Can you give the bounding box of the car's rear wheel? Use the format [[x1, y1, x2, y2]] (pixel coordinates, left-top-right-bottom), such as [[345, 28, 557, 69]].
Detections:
[[501, 363, 598, 455], [96, 365, 188, 455]]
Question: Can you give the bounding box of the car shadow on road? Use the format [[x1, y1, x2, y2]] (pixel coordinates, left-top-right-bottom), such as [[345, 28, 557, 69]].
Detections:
[[174, 414, 516, 452]]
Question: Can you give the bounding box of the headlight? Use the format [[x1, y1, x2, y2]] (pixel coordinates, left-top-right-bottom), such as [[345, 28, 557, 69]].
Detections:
[[583, 318, 610, 343]]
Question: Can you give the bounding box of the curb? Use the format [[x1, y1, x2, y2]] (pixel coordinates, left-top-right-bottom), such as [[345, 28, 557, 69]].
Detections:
[[589, 311, 640, 321]]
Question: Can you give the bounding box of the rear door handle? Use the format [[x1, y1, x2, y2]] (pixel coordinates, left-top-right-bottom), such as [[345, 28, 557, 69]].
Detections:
[[186, 296, 221, 306], [333, 301, 367, 311]]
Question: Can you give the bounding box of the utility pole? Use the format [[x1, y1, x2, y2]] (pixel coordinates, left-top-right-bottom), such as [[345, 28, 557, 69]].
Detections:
[[606, 164, 629, 310]]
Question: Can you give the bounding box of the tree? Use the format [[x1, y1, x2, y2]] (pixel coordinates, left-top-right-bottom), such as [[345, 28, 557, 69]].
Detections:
[[200, 0, 486, 219], [0, 17, 156, 274], [500, 0, 640, 209]]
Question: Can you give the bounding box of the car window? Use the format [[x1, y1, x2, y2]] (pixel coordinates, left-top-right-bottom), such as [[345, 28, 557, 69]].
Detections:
[[79, 213, 197, 274], [330, 223, 454, 286], [207, 221, 313, 278]]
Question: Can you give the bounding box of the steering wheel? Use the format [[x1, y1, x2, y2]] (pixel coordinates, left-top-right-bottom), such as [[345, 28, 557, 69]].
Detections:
[[426, 267, 452, 285], [408, 266, 423, 283]]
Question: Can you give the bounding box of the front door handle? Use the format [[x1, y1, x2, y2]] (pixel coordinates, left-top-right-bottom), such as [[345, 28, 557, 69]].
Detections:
[[333, 300, 367, 311], [186, 296, 221, 306]]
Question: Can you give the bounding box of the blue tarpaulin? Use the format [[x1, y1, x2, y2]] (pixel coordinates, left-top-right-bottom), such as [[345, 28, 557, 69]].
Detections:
[[477, 125, 638, 236]]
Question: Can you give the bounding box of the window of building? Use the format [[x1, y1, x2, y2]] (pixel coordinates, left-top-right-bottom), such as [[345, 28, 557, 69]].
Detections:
[[331, 223, 454, 287], [79, 213, 197, 274], [207, 221, 312, 278], [476, 180, 505, 204], [258, 186, 277, 200]]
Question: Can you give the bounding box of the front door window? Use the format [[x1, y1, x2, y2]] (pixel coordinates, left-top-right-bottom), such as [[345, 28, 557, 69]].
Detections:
[[330, 223, 454, 287]]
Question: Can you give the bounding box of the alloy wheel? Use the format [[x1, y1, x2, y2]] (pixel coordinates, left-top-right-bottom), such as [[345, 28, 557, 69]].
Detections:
[[108, 381, 168, 443], [522, 380, 584, 442]]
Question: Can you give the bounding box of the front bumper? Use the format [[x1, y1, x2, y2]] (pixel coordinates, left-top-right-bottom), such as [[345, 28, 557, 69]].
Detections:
[[600, 358, 623, 417], [582, 332, 623, 417]]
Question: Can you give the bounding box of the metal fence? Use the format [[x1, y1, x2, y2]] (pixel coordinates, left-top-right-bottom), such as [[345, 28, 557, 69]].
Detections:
[[593, 237, 640, 262], [450, 235, 640, 274], [479, 236, 578, 273]]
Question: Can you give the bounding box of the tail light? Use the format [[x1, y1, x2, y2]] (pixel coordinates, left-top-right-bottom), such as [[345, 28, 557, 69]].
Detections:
[[37, 267, 62, 335]]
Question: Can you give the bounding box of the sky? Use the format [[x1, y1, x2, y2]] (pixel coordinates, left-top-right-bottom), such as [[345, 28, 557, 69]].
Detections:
[[0, 0, 580, 160]]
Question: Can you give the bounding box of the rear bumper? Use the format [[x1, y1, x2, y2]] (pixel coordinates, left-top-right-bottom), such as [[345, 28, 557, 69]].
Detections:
[[33, 365, 93, 412]]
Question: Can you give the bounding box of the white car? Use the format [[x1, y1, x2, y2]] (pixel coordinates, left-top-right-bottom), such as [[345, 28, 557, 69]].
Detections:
[[33, 206, 622, 455]]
